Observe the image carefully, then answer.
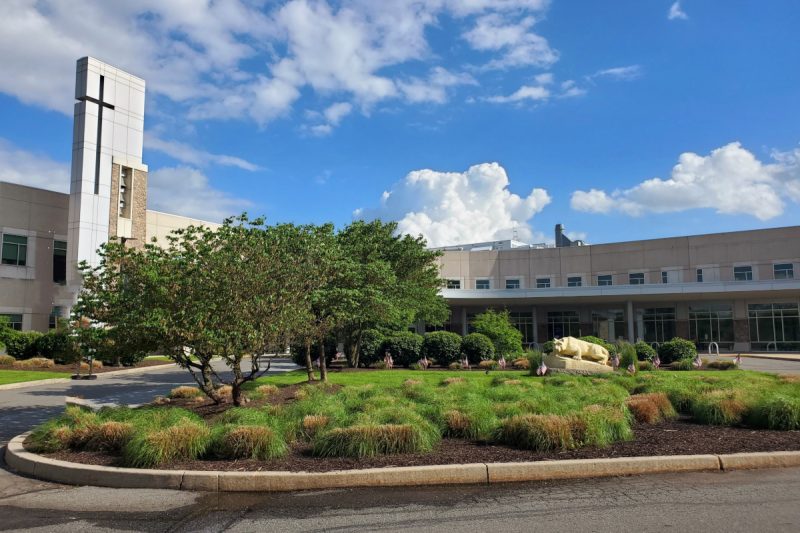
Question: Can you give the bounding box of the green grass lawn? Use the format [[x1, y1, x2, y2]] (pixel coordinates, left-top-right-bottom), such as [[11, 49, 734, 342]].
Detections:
[[0, 370, 71, 386], [25, 368, 800, 468]]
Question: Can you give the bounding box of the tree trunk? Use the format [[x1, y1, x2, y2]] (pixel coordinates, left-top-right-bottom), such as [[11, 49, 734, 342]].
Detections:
[[319, 342, 328, 382], [231, 381, 242, 407], [304, 342, 315, 382], [350, 329, 363, 368], [199, 362, 221, 404]]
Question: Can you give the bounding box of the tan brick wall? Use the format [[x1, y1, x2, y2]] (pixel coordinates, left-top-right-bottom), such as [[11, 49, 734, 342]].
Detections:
[[131, 169, 147, 248], [108, 163, 120, 237]]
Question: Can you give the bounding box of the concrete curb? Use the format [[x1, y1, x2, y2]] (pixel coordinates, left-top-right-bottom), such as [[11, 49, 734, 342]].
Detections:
[[6, 433, 800, 492], [0, 362, 176, 391]]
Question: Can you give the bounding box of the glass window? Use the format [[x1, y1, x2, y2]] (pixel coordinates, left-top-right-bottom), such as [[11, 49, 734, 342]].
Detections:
[[48, 306, 64, 330], [547, 311, 581, 339], [506, 279, 521, 289], [53, 240, 67, 284], [536, 278, 550, 288], [689, 304, 734, 349], [0, 314, 23, 331], [475, 279, 490, 290], [641, 307, 676, 343], [597, 274, 612, 286], [774, 263, 794, 280], [748, 303, 800, 351], [509, 312, 535, 346], [1, 234, 28, 266], [446, 279, 461, 289], [661, 271, 668, 284], [696, 268, 703, 282], [592, 310, 626, 342], [734, 266, 753, 281], [567, 276, 582, 287], [629, 273, 645, 285]]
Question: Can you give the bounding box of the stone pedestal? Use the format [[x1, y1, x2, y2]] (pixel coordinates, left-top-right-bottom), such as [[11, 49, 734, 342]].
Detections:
[[543, 355, 613, 374]]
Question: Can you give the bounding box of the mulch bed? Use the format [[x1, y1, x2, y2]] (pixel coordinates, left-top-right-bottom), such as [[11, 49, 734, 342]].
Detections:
[[41, 419, 800, 473], [0, 359, 173, 374]]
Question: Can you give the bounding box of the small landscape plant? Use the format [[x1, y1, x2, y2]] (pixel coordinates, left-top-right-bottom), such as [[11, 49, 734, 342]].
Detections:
[[460, 333, 495, 364], [658, 338, 697, 365], [169, 386, 203, 399], [0, 354, 16, 365], [421, 331, 462, 365], [13, 357, 55, 369]]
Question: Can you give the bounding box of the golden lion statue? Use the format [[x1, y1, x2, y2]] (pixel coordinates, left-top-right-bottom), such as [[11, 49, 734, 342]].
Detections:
[[552, 337, 610, 365]]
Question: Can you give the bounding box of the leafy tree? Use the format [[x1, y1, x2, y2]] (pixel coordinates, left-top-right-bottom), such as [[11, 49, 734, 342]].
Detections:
[[461, 332, 495, 364], [421, 331, 462, 364], [471, 309, 523, 356], [336, 220, 449, 368]]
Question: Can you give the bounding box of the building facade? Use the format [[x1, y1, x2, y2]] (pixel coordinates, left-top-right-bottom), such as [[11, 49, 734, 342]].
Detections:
[[1, 58, 217, 332], [436, 226, 800, 352]]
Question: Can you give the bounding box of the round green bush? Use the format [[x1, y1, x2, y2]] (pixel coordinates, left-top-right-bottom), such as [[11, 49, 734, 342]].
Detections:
[[358, 329, 385, 367], [421, 331, 462, 365], [35, 330, 78, 364], [542, 339, 555, 354], [461, 333, 495, 364], [381, 331, 424, 367], [658, 337, 697, 365], [634, 341, 657, 361], [4, 331, 42, 359]]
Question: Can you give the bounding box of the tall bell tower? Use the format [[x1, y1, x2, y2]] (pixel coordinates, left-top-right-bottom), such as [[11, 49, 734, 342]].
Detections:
[[66, 57, 148, 289]]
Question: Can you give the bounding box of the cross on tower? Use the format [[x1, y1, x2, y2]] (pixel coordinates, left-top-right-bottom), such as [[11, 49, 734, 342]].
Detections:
[[78, 75, 115, 195]]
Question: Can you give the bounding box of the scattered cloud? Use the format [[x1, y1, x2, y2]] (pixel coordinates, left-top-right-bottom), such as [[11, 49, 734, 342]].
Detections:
[[486, 72, 584, 104], [306, 101, 354, 136], [668, 2, 688, 21], [0, 138, 69, 193], [144, 134, 261, 171], [148, 166, 253, 222], [463, 14, 558, 70], [587, 65, 642, 82], [570, 142, 800, 220], [355, 162, 551, 247], [398, 67, 478, 104]]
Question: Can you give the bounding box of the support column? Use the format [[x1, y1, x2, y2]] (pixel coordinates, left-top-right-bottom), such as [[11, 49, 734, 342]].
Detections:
[[627, 301, 635, 342], [532, 306, 538, 345], [461, 307, 468, 336]]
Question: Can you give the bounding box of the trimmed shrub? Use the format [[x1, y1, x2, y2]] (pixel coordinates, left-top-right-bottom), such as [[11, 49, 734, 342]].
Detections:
[[4, 331, 43, 359], [13, 357, 55, 369], [472, 309, 523, 356], [123, 421, 211, 467], [634, 341, 657, 361], [626, 393, 677, 424], [421, 331, 462, 365], [380, 331, 424, 367], [496, 414, 574, 451], [358, 329, 385, 367], [542, 340, 555, 354], [313, 423, 436, 457], [691, 391, 748, 426], [461, 333, 495, 364], [34, 330, 77, 363], [658, 338, 697, 365], [211, 425, 287, 460], [0, 354, 16, 365], [168, 386, 203, 399], [707, 360, 737, 371], [746, 395, 800, 430]]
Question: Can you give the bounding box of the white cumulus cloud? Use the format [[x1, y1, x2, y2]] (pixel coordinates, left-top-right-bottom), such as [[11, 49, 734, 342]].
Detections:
[[463, 14, 558, 70], [0, 138, 69, 193], [148, 166, 253, 222], [355, 162, 551, 247], [144, 134, 261, 171], [668, 2, 689, 20], [570, 142, 800, 220]]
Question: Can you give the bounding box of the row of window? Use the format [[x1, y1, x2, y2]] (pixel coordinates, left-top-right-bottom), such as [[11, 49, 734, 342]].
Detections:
[[446, 263, 795, 289], [1, 233, 67, 284]]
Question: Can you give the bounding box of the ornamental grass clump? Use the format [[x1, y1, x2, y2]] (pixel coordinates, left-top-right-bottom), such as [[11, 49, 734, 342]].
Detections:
[[442, 377, 465, 386], [211, 425, 287, 460], [302, 415, 331, 438], [512, 358, 529, 370], [745, 395, 800, 430], [572, 405, 633, 447], [706, 360, 737, 371], [626, 393, 677, 424], [13, 357, 55, 369], [82, 421, 134, 452], [0, 354, 16, 365], [691, 390, 749, 426], [313, 423, 436, 458], [123, 421, 211, 467], [255, 384, 279, 396], [168, 386, 203, 399], [443, 403, 498, 441], [496, 414, 575, 451], [27, 422, 75, 453]]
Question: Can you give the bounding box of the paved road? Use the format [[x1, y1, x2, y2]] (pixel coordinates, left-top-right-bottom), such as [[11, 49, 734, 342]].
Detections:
[[706, 354, 800, 374], [1, 459, 799, 532], [0, 358, 299, 443]]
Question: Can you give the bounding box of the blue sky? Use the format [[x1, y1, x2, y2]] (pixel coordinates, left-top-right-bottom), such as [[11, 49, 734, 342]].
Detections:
[[0, 0, 798, 246]]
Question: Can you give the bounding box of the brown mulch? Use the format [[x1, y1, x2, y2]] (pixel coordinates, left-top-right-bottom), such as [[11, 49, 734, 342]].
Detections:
[[42, 419, 800, 473], [0, 359, 173, 374]]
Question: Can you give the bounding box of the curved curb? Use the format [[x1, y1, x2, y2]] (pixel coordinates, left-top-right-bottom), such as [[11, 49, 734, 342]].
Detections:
[[5, 434, 800, 492]]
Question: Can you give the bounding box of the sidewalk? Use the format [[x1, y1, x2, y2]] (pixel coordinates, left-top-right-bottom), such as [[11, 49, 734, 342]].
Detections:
[[717, 353, 800, 362]]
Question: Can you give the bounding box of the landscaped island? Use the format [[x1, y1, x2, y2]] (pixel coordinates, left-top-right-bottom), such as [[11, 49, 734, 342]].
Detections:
[[25, 368, 800, 471]]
